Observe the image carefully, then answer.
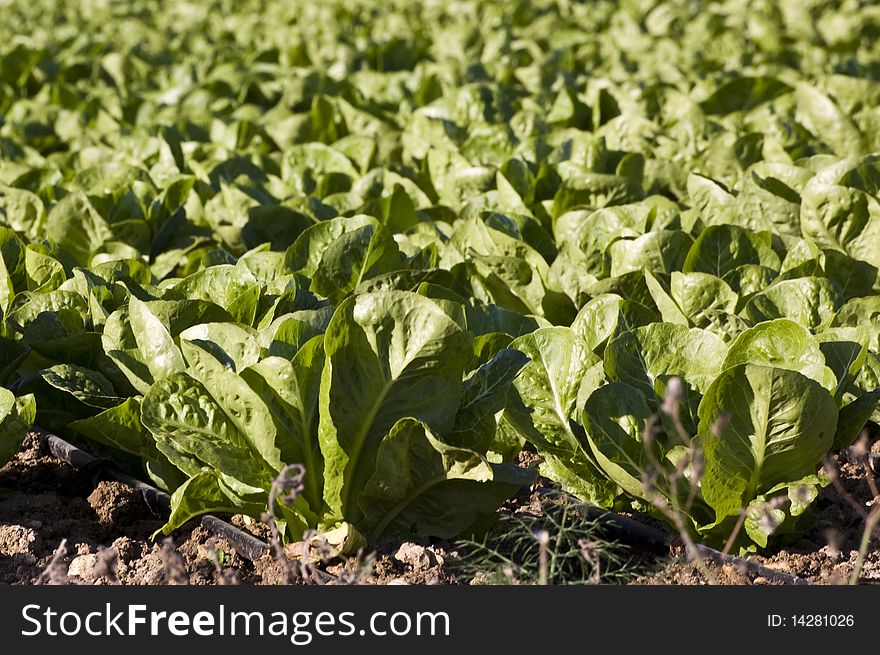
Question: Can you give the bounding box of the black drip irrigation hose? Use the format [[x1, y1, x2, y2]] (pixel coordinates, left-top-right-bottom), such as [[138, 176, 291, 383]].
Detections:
[[200, 515, 268, 562], [41, 430, 269, 562], [46, 434, 171, 514]]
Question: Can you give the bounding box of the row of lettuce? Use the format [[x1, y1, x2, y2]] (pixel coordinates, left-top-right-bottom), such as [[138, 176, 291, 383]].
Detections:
[[1, 0, 880, 550], [1, 181, 878, 549]]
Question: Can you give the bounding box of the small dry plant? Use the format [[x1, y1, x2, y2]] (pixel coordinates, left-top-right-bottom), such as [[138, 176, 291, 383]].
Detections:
[[454, 495, 640, 585], [825, 431, 880, 585]]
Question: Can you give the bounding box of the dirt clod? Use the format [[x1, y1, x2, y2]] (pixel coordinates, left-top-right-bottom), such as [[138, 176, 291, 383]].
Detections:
[[0, 525, 40, 556], [394, 542, 438, 571], [112, 536, 142, 562], [68, 554, 99, 581], [88, 481, 151, 525]]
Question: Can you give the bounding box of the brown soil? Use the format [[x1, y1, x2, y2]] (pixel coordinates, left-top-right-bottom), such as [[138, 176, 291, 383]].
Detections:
[[1, 432, 877, 585], [0, 432, 457, 585], [0, 432, 252, 585], [636, 452, 880, 585]]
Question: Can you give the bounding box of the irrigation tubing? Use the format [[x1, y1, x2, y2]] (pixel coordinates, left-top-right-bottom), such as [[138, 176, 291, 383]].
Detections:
[[40, 429, 268, 562]]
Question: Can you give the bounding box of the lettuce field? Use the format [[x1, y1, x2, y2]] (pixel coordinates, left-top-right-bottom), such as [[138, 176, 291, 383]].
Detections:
[[1, 0, 880, 583]]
